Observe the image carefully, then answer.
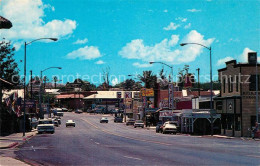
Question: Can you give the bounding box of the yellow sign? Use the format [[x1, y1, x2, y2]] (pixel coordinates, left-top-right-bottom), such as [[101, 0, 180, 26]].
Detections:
[[140, 88, 154, 97]]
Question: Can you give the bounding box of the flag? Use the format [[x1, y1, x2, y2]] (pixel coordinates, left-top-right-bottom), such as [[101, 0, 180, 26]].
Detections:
[[16, 97, 22, 117], [11, 92, 18, 113]]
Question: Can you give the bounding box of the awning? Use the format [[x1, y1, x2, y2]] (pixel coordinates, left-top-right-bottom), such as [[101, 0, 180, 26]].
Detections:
[[56, 94, 84, 99]]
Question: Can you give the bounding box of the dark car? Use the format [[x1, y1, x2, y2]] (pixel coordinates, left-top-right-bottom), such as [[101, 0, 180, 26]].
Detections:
[[114, 117, 123, 123], [156, 121, 163, 133], [126, 119, 135, 126], [75, 109, 83, 114]]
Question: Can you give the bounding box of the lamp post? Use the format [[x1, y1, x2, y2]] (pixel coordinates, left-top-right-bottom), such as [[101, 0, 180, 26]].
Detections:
[[23, 38, 58, 136], [40, 67, 62, 119], [180, 42, 213, 136], [149, 62, 173, 83]]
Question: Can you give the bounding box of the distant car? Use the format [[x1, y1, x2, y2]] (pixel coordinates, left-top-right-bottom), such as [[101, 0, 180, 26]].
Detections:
[[53, 117, 61, 124], [62, 108, 68, 112], [134, 120, 144, 128], [56, 112, 63, 117], [68, 109, 73, 112], [114, 117, 123, 123], [126, 119, 135, 126], [66, 120, 75, 127], [53, 120, 59, 127], [156, 121, 163, 133], [75, 109, 83, 114], [100, 117, 108, 123], [162, 121, 177, 134]]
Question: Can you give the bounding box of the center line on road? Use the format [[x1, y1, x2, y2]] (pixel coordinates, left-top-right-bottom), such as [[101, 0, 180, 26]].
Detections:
[[124, 156, 142, 160]]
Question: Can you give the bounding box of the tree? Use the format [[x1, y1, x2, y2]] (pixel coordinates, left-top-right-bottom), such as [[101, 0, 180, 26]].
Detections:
[[0, 39, 20, 108], [158, 67, 169, 90], [138, 71, 157, 89]]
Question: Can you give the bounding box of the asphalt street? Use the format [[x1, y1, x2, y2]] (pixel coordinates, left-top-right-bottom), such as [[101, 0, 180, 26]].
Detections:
[[14, 112, 260, 165]]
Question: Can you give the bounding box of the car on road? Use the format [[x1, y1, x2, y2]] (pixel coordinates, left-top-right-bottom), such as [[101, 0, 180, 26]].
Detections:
[[37, 124, 55, 134], [126, 118, 135, 126], [53, 120, 59, 127], [75, 109, 83, 114], [53, 116, 61, 124], [134, 120, 144, 128], [62, 108, 68, 112], [156, 121, 163, 133], [56, 112, 64, 117], [100, 117, 108, 123], [162, 121, 177, 134], [66, 120, 76, 127], [114, 117, 123, 123]]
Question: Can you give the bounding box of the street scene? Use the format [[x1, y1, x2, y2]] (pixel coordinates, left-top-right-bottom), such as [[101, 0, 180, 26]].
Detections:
[[1, 0, 260, 165]]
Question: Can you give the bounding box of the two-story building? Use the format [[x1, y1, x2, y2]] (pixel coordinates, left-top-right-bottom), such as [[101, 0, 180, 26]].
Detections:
[[215, 52, 259, 137]]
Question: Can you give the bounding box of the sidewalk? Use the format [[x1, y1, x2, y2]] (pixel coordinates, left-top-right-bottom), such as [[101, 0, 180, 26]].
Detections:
[[0, 129, 37, 149], [0, 157, 30, 166]]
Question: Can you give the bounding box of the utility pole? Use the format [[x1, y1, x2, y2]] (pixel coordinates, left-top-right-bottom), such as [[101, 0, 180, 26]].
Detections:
[[30, 70, 33, 99], [196, 68, 200, 96]]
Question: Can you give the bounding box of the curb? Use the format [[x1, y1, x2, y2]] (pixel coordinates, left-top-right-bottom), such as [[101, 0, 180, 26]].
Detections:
[[0, 142, 19, 149]]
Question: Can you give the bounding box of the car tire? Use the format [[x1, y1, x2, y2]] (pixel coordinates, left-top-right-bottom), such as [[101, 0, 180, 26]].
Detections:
[[134, 126, 136, 128], [142, 126, 144, 128], [51, 132, 54, 134]]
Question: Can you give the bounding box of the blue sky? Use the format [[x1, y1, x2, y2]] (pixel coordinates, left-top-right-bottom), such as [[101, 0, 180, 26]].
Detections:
[[0, 0, 259, 85]]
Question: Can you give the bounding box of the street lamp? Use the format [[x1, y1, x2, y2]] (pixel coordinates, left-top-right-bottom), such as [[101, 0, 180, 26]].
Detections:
[[180, 42, 213, 136], [39, 67, 62, 119], [23, 37, 58, 136]]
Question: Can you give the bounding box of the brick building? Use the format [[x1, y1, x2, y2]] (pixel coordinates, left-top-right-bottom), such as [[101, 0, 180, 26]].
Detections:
[[215, 52, 259, 137]]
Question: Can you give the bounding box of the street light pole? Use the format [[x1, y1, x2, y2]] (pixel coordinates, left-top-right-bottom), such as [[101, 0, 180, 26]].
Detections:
[[180, 42, 214, 136], [23, 37, 58, 136]]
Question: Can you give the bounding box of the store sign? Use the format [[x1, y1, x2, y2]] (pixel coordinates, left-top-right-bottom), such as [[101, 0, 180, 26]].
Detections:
[[168, 83, 174, 109], [141, 88, 154, 97], [124, 92, 132, 98], [160, 111, 173, 117], [134, 92, 140, 99]]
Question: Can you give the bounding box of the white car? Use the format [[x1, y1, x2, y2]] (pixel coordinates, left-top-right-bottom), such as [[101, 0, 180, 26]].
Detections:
[[162, 121, 178, 134], [66, 120, 75, 127], [134, 120, 144, 128]]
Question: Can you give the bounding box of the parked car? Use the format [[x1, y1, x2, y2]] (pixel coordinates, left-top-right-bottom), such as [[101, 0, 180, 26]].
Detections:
[[56, 112, 64, 117], [162, 121, 178, 134], [75, 109, 83, 114], [37, 124, 55, 134], [114, 117, 123, 123], [156, 121, 163, 133], [66, 120, 76, 127], [37, 119, 55, 134], [53, 116, 61, 124], [53, 120, 59, 127], [134, 120, 144, 128], [126, 119, 135, 126], [62, 108, 68, 112], [100, 117, 108, 123]]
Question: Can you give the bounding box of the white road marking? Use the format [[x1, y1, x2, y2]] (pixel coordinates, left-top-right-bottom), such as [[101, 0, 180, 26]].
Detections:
[[94, 142, 100, 145], [124, 156, 142, 160]]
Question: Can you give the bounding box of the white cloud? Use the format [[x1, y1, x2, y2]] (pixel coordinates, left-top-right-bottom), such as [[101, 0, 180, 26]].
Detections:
[[73, 38, 88, 44], [228, 38, 240, 42], [187, 9, 201, 12], [95, 60, 105, 64], [176, 17, 187, 22], [239, 47, 255, 62], [217, 57, 234, 66], [66, 46, 101, 60], [119, 30, 214, 65], [13, 42, 23, 51], [1, 0, 76, 41], [184, 23, 191, 29], [163, 22, 180, 31], [163, 9, 168, 13], [133, 62, 152, 68], [111, 78, 119, 86]]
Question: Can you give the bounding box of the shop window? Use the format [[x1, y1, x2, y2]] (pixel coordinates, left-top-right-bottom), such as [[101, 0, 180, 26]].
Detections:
[[226, 114, 233, 130]]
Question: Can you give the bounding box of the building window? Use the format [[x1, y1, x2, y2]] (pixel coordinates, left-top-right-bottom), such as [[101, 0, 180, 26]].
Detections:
[[216, 101, 222, 111], [228, 76, 233, 93], [249, 75, 260, 91], [236, 75, 239, 92], [223, 78, 226, 93]]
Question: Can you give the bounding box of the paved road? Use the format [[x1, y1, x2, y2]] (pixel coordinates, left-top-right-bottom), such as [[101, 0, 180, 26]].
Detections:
[[14, 112, 260, 165]]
